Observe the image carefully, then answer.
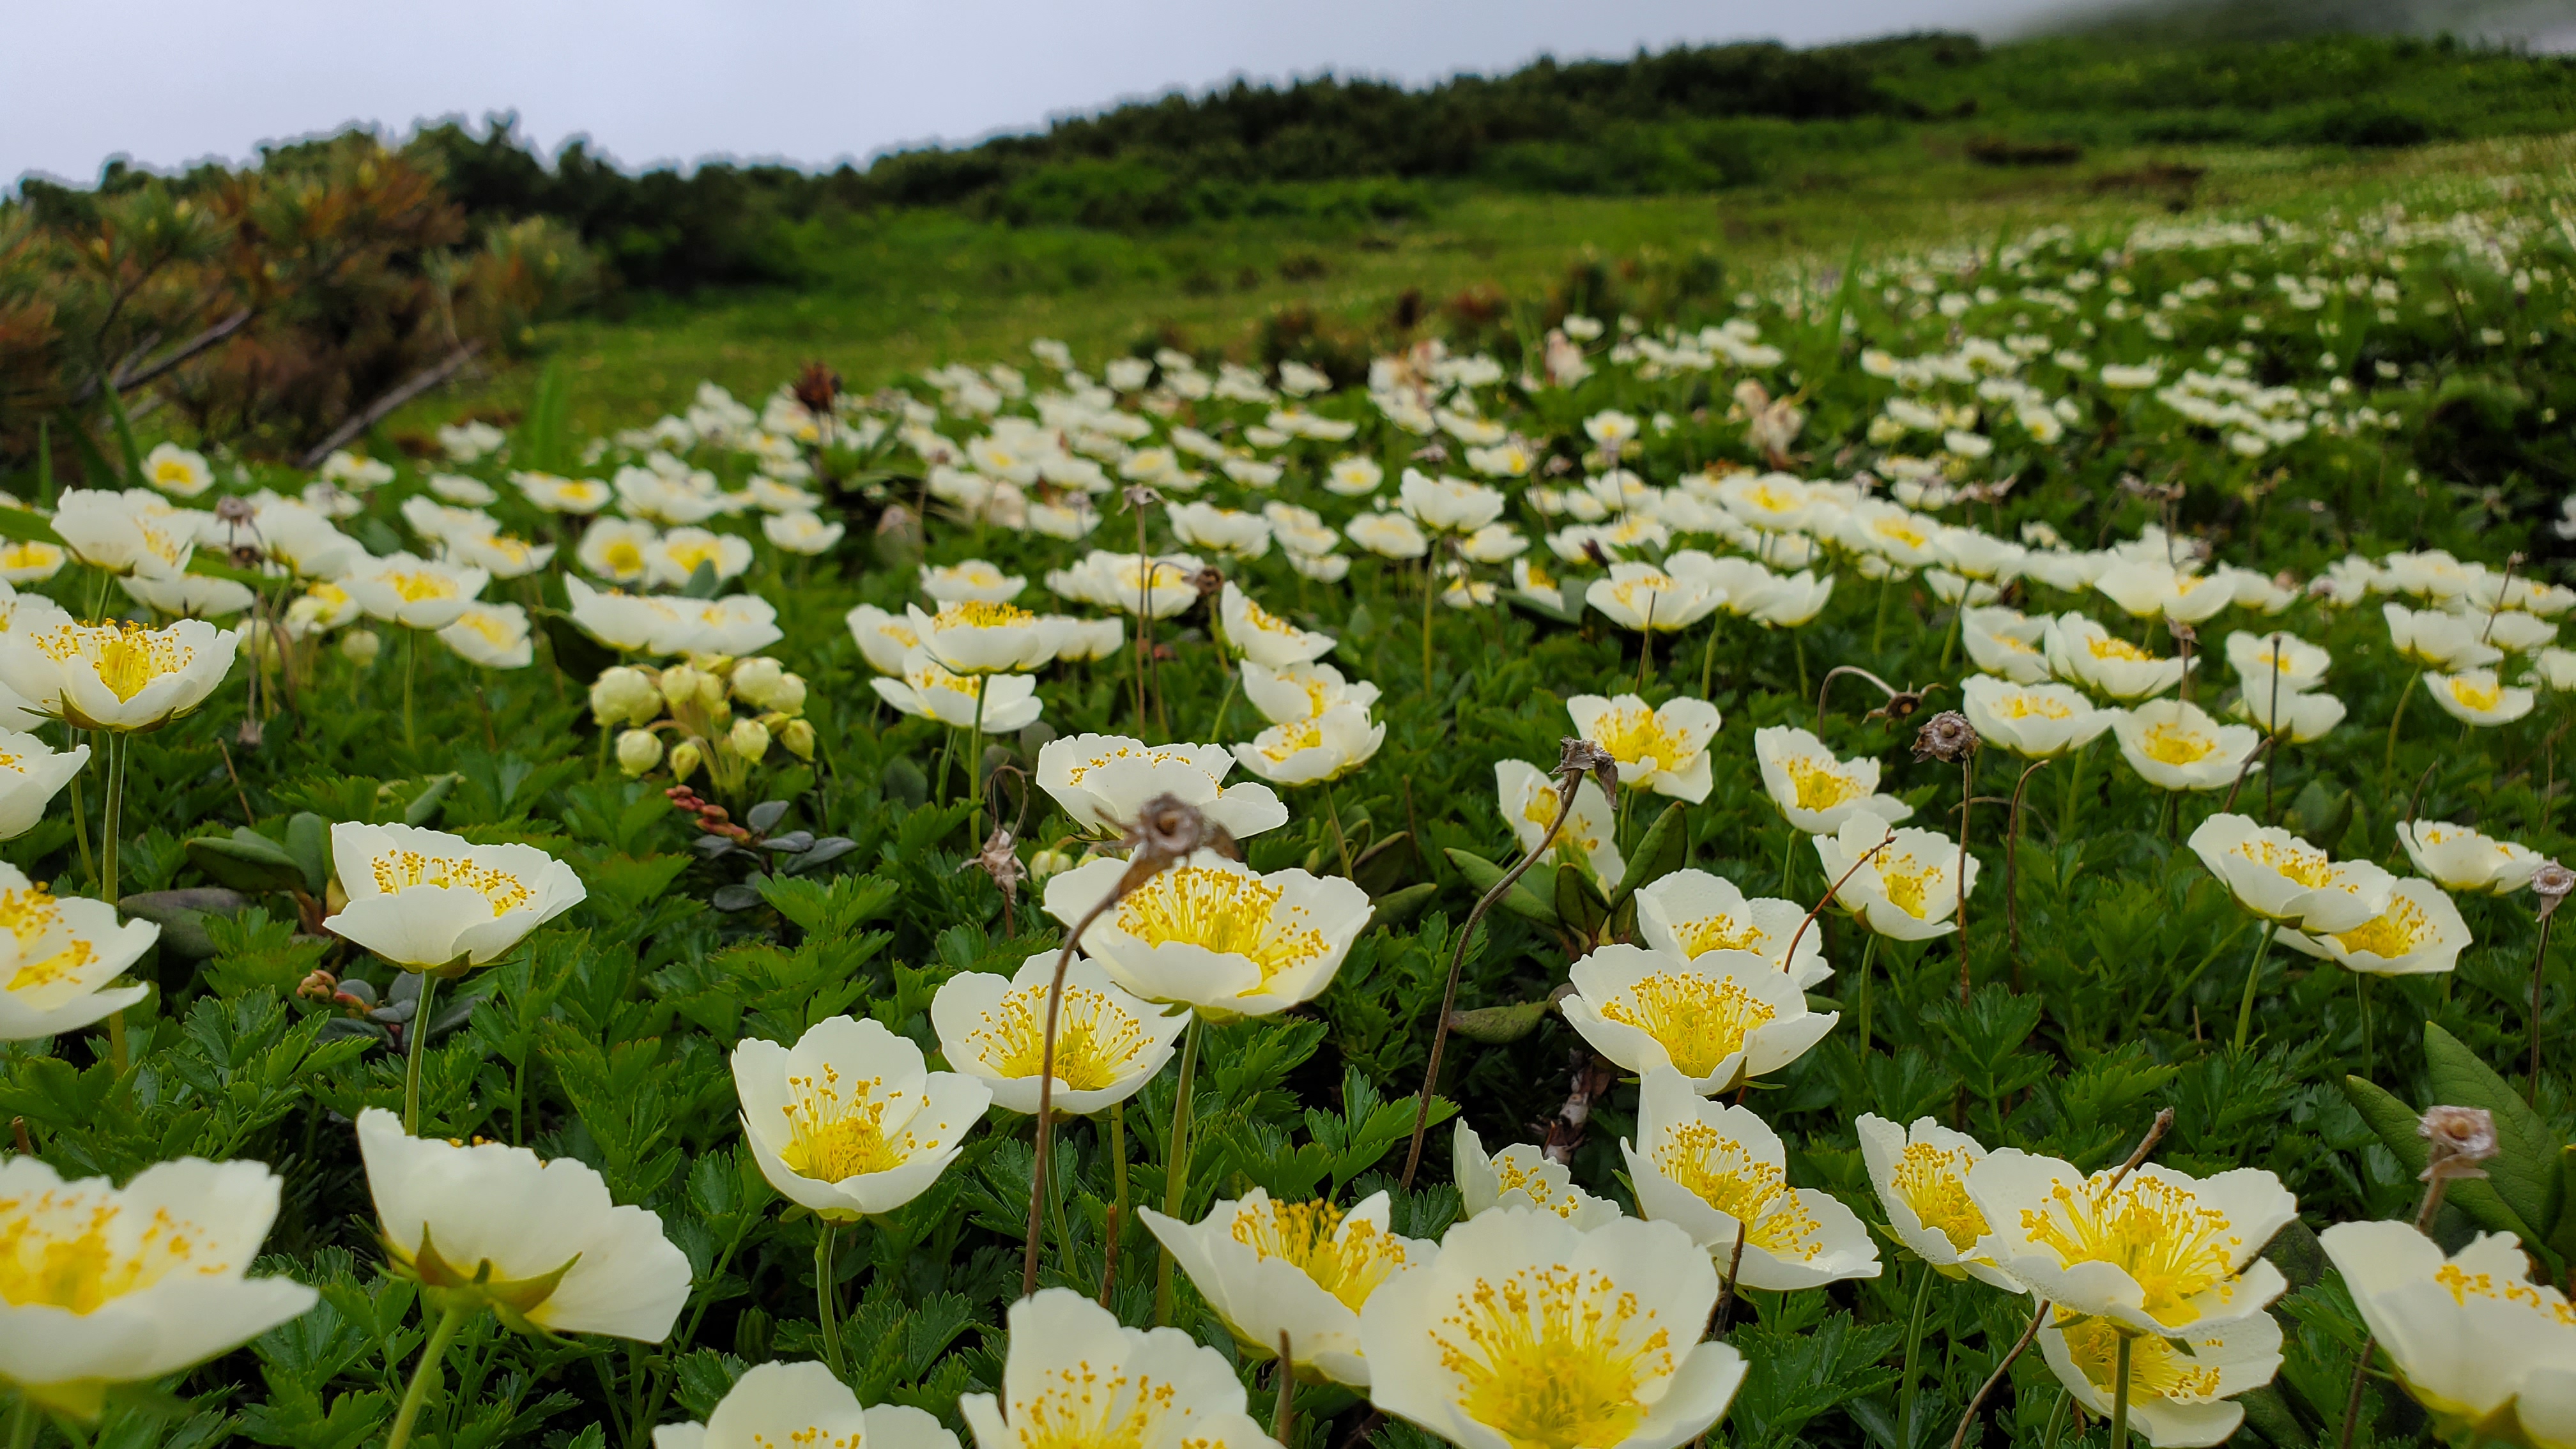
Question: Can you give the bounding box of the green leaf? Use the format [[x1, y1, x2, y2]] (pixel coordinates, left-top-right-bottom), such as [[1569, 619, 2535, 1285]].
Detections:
[[284, 812, 330, 895], [540, 609, 618, 684], [1442, 848, 1556, 926], [2340, 1073, 2544, 1248], [1365, 880, 1438, 931], [96, 378, 147, 486], [0, 505, 65, 549], [680, 560, 722, 599], [1554, 861, 1610, 940], [1611, 801, 1688, 903], [185, 831, 306, 894], [404, 774, 459, 827], [2423, 1021, 2564, 1239]]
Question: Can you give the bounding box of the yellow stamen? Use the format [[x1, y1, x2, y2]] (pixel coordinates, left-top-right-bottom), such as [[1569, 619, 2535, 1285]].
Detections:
[[1598, 972, 1775, 1079], [1227, 1199, 1410, 1312], [1439, 1265, 1675, 1449]]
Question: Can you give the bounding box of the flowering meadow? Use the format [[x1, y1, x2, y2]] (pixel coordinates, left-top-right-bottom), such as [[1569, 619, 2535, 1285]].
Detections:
[[6, 188, 2576, 1449]]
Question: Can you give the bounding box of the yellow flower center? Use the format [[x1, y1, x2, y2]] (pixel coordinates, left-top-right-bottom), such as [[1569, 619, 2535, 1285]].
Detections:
[[1491, 1153, 1588, 1219], [2088, 634, 2157, 663], [2230, 837, 2332, 889], [1236, 595, 1305, 642], [967, 984, 1153, 1091], [1992, 633, 2041, 657], [1114, 867, 1328, 993], [1257, 719, 1324, 762], [1671, 910, 1769, 957], [384, 570, 461, 604], [1590, 707, 1692, 774], [2450, 676, 2503, 712], [2000, 691, 2072, 719], [0, 544, 60, 571], [944, 600, 1037, 629], [0, 1190, 226, 1314], [2333, 895, 2435, 960], [1876, 850, 1942, 919], [776, 1064, 919, 1183], [2019, 1173, 2245, 1329], [1874, 518, 1928, 549], [1891, 1141, 1989, 1252], [2434, 1263, 2576, 1326], [664, 538, 729, 574], [2054, 1312, 2226, 1402], [1061, 744, 1203, 786], [1610, 575, 1680, 623], [1782, 756, 1864, 812], [1598, 972, 1775, 1080], [602, 540, 645, 575], [0, 885, 95, 995], [1523, 562, 1556, 590], [457, 612, 516, 649], [2138, 723, 2218, 765], [367, 849, 533, 917], [1002, 1358, 1182, 1449], [152, 460, 194, 486], [1439, 1265, 1674, 1449], [1226, 1199, 1411, 1312], [35, 621, 195, 703], [1652, 1120, 1825, 1259]]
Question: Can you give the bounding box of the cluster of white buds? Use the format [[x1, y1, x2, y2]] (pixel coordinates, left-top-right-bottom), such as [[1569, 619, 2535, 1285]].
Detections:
[[590, 656, 815, 792]]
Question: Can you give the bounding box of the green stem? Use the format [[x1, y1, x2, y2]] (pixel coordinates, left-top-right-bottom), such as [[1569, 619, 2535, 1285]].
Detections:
[[2357, 970, 2373, 1078], [2041, 1391, 2071, 1449], [2382, 670, 2419, 785], [816, 1223, 848, 1379], [2234, 919, 2280, 1054], [1872, 574, 1894, 656], [405, 972, 438, 1135], [403, 629, 419, 754], [1206, 669, 1239, 744], [1857, 934, 1881, 1058], [1700, 615, 1724, 700], [65, 737, 93, 897], [8, 1397, 33, 1449], [1777, 827, 1797, 896], [1155, 1014, 1205, 1326], [1421, 556, 1437, 687], [100, 732, 127, 1073], [2112, 1332, 2135, 1449], [385, 1304, 470, 1449], [1939, 594, 1965, 673], [2057, 741, 2089, 845], [1896, 1260, 1936, 1445], [1105, 1101, 1130, 1301], [967, 675, 991, 825], [1321, 782, 1356, 879]]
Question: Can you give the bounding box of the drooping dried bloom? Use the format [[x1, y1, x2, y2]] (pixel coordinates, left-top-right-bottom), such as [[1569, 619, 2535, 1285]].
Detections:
[[1912, 710, 1980, 764], [1560, 735, 1619, 806], [2418, 1105, 2499, 1183], [2534, 861, 2576, 921]]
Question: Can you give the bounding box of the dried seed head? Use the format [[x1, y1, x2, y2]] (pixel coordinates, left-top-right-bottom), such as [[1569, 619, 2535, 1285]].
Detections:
[[1558, 737, 1618, 806], [215, 495, 257, 527], [1122, 484, 1164, 511], [1190, 567, 1225, 598], [2534, 861, 2575, 920], [1129, 792, 1212, 861], [1912, 710, 1979, 764], [2418, 1105, 2499, 1183], [792, 360, 843, 416], [960, 826, 1023, 908]]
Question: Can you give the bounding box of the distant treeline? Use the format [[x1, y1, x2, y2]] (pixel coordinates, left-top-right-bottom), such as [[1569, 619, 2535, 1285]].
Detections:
[[19, 29, 2576, 301]]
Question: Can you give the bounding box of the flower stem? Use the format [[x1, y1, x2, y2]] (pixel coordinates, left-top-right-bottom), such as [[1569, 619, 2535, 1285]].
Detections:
[[1420, 556, 1437, 687], [404, 972, 438, 1135], [1321, 781, 1356, 879], [1856, 934, 1881, 1058], [101, 732, 128, 1073], [8, 1397, 31, 1449], [403, 629, 419, 754], [385, 1303, 470, 1449], [1101, 1101, 1128, 1306], [2534, 911, 2558, 1104], [1154, 1014, 1204, 1326], [2382, 670, 2418, 786], [967, 676, 990, 825], [2057, 740, 2089, 844], [2110, 1332, 2135, 1449], [816, 1223, 847, 1379], [1205, 669, 1238, 745], [2233, 919, 2280, 1054], [1896, 1261, 1936, 1446], [1699, 615, 1724, 700], [65, 735, 93, 898], [1872, 575, 1893, 656]]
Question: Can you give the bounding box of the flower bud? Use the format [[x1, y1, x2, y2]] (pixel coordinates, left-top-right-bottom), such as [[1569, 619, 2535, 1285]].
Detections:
[[615, 729, 664, 778], [696, 671, 729, 712], [768, 671, 808, 716], [341, 629, 382, 668], [668, 740, 703, 782], [590, 665, 657, 727], [1027, 847, 1077, 881], [778, 718, 816, 760], [659, 664, 703, 709], [730, 656, 786, 707], [728, 717, 771, 764]]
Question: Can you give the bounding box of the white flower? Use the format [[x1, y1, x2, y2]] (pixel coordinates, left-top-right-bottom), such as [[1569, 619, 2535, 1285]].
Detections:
[[1358, 1208, 1744, 1449], [1049, 615, 1126, 663], [1855, 1115, 2019, 1289], [2319, 1222, 2576, 1449], [929, 953, 1185, 1114], [2093, 561, 2234, 624], [641, 525, 751, 587], [1035, 734, 1288, 841], [0, 540, 66, 583], [1512, 559, 1565, 611], [2224, 629, 2330, 693], [358, 1107, 689, 1340], [1494, 759, 1621, 884], [762, 510, 846, 555], [1219, 584, 1334, 669], [1631, 869, 1827, 986], [514, 471, 613, 514], [1966, 1149, 2293, 1335], [845, 603, 920, 675], [2278, 877, 2471, 976], [1961, 606, 2053, 683], [1142, 1188, 1434, 1387], [141, 442, 213, 497], [578, 518, 660, 583], [2187, 813, 2393, 933], [1169, 503, 1271, 560], [2034, 1306, 2282, 1448], [921, 560, 1027, 604], [439, 602, 533, 669], [118, 570, 254, 620], [1326, 457, 1384, 496], [652, 1361, 960, 1449], [733, 1015, 992, 1220], [1241, 660, 1379, 725], [0, 1154, 315, 1417], [1397, 470, 1506, 533], [1623, 1067, 1880, 1289], [0, 617, 240, 732], [51, 489, 194, 578], [2112, 699, 2264, 792], [1561, 945, 1835, 1094], [2426, 668, 2536, 727], [871, 651, 1043, 731], [1232, 702, 1384, 786], [323, 822, 587, 969], [1752, 726, 1913, 833], [342, 553, 489, 631], [2398, 818, 2546, 894], [1041, 850, 1368, 1020], [1453, 1122, 1621, 1227], [0, 864, 153, 1040], [1346, 510, 1429, 560], [962, 1289, 1280, 1449], [1961, 675, 2115, 759], [1567, 693, 1722, 803], [1814, 811, 1976, 942], [2235, 686, 2347, 743], [2385, 603, 2503, 670], [446, 532, 558, 579], [0, 730, 85, 839], [429, 470, 499, 503], [1585, 564, 1724, 634], [907, 601, 1064, 675], [2044, 613, 2190, 701]]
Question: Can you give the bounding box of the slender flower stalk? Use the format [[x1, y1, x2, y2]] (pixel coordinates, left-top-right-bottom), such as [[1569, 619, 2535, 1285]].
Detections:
[[1914, 711, 1980, 1002], [2005, 758, 2048, 976], [2234, 921, 2281, 1054], [2529, 862, 2572, 1100], [385, 1303, 470, 1449]]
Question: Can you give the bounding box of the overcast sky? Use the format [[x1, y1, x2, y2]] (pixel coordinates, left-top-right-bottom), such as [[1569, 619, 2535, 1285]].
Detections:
[[7, 0, 2093, 188]]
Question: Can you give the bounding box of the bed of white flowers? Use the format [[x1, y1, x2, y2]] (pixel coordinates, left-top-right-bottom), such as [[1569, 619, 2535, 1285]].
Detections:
[[4, 188, 2576, 1449]]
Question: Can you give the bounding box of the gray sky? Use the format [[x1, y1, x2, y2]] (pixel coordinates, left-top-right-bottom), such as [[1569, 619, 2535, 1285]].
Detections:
[[6, 0, 2080, 188]]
